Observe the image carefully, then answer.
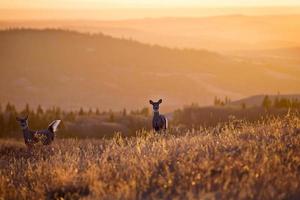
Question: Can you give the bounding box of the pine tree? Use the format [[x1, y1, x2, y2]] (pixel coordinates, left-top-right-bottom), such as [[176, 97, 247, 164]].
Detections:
[[241, 102, 246, 109], [55, 107, 61, 119], [274, 97, 280, 108], [225, 96, 231, 105], [88, 108, 93, 115], [36, 105, 44, 115], [65, 111, 76, 122], [214, 96, 220, 106], [7, 111, 18, 135], [122, 108, 127, 117], [22, 103, 30, 115], [79, 107, 85, 116], [109, 113, 115, 122], [0, 111, 4, 137], [262, 95, 272, 109], [5, 102, 12, 113], [140, 107, 149, 116]]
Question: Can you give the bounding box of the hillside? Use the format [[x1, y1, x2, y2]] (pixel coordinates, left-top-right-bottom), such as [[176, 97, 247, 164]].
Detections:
[[0, 29, 300, 110], [2, 15, 300, 51]]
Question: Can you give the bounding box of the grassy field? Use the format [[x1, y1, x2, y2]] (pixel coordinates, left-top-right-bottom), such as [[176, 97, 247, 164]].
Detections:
[[0, 115, 300, 200]]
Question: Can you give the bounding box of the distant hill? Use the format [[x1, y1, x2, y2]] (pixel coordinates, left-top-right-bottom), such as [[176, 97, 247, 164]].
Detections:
[[231, 94, 300, 107], [0, 29, 299, 110], [2, 15, 300, 51]]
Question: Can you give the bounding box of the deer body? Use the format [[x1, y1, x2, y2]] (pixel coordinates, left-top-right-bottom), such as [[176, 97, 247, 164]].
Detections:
[[150, 99, 168, 132], [152, 110, 167, 132], [17, 116, 61, 146], [22, 128, 55, 146]]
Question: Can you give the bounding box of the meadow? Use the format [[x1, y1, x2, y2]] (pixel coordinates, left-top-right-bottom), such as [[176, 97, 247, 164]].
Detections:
[[0, 114, 300, 200]]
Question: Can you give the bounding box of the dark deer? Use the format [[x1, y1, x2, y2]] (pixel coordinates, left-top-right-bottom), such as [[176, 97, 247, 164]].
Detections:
[[149, 99, 168, 132], [16, 116, 61, 147]]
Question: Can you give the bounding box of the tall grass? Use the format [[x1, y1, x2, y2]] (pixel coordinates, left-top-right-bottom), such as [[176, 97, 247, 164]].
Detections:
[[0, 115, 300, 200]]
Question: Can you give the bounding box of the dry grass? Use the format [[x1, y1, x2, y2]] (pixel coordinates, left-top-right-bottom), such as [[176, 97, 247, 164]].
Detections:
[[1, 115, 300, 200]]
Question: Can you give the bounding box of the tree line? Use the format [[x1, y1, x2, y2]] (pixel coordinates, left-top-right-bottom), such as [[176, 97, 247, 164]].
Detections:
[[262, 95, 300, 109], [173, 96, 300, 128], [0, 102, 150, 138]]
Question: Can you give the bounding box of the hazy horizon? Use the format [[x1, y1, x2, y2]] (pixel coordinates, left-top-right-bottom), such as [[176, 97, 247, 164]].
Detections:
[[1, 6, 300, 20]]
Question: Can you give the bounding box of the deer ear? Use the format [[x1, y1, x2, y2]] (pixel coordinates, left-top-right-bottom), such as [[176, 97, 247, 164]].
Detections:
[[158, 99, 162, 104], [149, 100, 154, 105]]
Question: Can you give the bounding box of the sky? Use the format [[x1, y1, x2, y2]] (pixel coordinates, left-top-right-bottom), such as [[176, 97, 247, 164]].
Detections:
[[1, 0, 300, 20], [1, 0, 300, 9]]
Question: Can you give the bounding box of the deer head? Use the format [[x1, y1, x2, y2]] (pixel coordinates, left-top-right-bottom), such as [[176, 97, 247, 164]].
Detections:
[[16, 115, 29, 130], [149, 99, 162, 112]]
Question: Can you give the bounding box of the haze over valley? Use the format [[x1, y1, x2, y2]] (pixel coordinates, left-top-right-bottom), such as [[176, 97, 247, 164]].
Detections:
[[0, 28, 299, 110], [2, 14, 300, 52]]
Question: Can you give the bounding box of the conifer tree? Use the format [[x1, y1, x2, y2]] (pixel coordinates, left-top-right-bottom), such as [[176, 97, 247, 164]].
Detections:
[[262, 95, 272, 109]]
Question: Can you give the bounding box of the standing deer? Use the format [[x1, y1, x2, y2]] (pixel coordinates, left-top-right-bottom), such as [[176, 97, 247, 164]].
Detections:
[[149, 99, 168, 132], [16, 115, 61, 147]]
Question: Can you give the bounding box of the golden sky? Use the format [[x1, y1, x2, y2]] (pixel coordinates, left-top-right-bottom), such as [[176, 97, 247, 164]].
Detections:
[[1, 0, 300, 9], [1, 0, 300, 20]]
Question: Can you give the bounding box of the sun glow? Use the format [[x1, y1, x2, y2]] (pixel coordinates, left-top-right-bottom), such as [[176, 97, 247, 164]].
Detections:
[[1, 0, 300, 9]]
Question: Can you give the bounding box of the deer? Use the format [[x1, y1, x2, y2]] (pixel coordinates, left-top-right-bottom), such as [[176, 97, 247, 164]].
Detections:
[[16, 115, 61, 147], [149, 99, 168, 132]]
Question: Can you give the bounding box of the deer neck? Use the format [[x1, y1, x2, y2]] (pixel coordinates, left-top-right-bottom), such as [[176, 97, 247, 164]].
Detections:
[[22, 126, 29, 133], [153, 110, 160, 117]]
